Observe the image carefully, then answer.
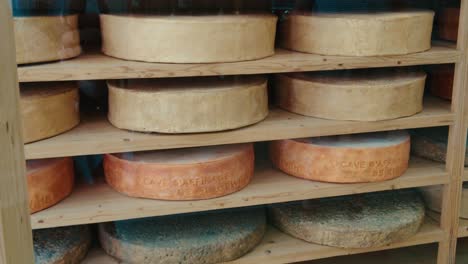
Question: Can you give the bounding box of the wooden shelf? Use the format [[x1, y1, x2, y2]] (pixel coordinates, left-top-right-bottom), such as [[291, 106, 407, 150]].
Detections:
[[458, 218, 468, 238], [18, 42, 460, 83], [81, 219, 441, 264], [31, 157, 446, 229], [24, 96, 452, 160]]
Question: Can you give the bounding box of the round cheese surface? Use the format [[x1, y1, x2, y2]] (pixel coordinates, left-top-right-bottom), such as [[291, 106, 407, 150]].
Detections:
[[280, 11, 434, 56], [14, 15, 81, 64], [104, 143, 254, 200], [427, 64, 454, 100], [100, 13, 277, 63], [420, 185, 468, 219], [99, 208, 266, 264], [268, 190, 425, 248], [27, 157, 74, 214], [20, 82, 79, 143], [34, 225, 91, 264], [108, 76, 268, 133], [270, 131, 410, 183], [276, 69, 426, 121], [438, 7, 459, 42]]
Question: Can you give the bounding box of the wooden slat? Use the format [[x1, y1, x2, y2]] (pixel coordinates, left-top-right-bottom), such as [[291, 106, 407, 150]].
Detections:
[[30, 157, 447, 229], [17, 43, 461, 83], [82, 219, 441, 264], [458, 218, 468, 238], [24, 96, 452, 160]]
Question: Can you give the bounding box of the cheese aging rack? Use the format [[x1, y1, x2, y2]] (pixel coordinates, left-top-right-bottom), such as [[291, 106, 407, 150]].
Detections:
[[1, 0, 468, 263]]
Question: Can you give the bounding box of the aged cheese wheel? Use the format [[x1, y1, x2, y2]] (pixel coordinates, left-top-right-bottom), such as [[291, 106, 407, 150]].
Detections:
[[20, 82, 79, 143], [427, 64, 454, 100], [99, 208, 266, 263], [411, 127, 468, 165], [270, 131, 410, 183], [275, 69, 426, 121], [27, 157, 74, 214], [280, 11, 434, 56], [100, 13, 277, 63], [34, 225, 91, 264], [104, 143, 254, 200], [420, 185, 468, 219], [108, 76, 268, 133], [14, 15, 81, 64], [438, 7, 459, 42], [268, 190, 425, 248]]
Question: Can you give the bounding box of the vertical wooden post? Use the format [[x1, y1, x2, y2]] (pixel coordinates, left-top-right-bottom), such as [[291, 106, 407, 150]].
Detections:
[[0, 0, 34, 263], [438, 0, 468, 263]]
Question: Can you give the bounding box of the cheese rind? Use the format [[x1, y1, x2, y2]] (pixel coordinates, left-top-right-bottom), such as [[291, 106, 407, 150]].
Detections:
[[270, 131, 410, 183], [26, 157, 74, 214], [100, 13, 277, 63], [21, 82, 79, 143], [420, 185, 468, 219], [14, 15, 81, 64], [276, 70, 426, 121], [104, 143, 254, 200], [268, 190, 425, 248], [108, 76, 268, 133], [280, 11, 434, 56], [438, 7, 459, 42], [99, 208, 266, 263]]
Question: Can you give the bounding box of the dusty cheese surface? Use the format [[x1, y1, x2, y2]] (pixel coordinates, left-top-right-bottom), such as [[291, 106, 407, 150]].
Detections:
[[420, 185, 468, 219]]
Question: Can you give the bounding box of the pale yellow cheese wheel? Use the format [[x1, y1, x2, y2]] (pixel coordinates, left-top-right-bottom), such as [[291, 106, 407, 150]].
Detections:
[[280, 11, 434, 56], [420, 185, 468, 219], [275, 69, 426, 121], [14, 15, 81, 64], [20, 82, 80, 143], [108, 76, 268, 133], [100, 13, 277, 63]]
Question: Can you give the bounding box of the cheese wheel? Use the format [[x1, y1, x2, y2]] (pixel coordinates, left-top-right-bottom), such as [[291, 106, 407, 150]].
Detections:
[[34, 225, 91, 264], [104, 143, 254, 200], [100, 13, 277, 63], [99, 208, 266, 263], [14, 15, 81, 64], [428, 64, 453, 100], [270, 131, 410, 183], [280, 11, 434, 56], [27, 157, 74, 214], [420, 185, 468, 219], [275, 70, 426, 121], [438, 7, 459, 42], [268, 190, 425, 248], [108, 76, 268, 133], [20, 82, 79, 143]]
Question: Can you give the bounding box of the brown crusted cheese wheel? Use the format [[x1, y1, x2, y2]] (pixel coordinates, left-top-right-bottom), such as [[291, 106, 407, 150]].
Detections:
[[270, 131, 410, 183], [104, 143, 254, 200], [20, 82, 80, 143], [438, 7, 459, 42], [275, 69, 425, 121], [420, 185, 468, 219], [27, 157, 74, 214], [427, 64, 454, 100], [280, 11, 434, 56], [268, 190, 425, 248], [108, 76, 268, 133], [100, 13, 277, 63], [14, 15, 81, 64]]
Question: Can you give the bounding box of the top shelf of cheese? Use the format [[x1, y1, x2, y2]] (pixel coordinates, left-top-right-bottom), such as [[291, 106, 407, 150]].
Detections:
[[17, 43, 460, 83]]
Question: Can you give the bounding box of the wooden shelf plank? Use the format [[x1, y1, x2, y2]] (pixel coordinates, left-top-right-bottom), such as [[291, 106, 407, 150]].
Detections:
[[81, 219, 441, 264], [18, 43, 461, 83], [31, 157, 447, 229], [24, 96, 452, 160], [458, 218, 468, 238]]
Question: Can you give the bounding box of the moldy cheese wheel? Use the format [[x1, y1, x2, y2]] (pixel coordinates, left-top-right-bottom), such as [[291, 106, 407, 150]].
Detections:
[[437, 7, 459, 42], [20, 82, 79, 143], [270, 131, 410, 183], [268, 190, 425, 248], [34, 225, 91, 264], [280, 10, 434, 56], [275, 69, 426, 121], [420, 185, 468, 219], [104, 143, 254, 200], [100, 13, 277, 63], [27, 157, 74, 214], [108, 76, 268, 133]]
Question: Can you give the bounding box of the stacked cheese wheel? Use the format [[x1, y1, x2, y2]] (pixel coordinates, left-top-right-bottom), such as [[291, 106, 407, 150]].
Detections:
[[420, 185, 468, 219], [108, 76, 268, 133], [275, 69, 426, 121], [269, 190, 425, 248], [271, 131, 410, 183], [26, 157, 74, 214], [104, 143, 254, 200], [99, 208, 266, 263]]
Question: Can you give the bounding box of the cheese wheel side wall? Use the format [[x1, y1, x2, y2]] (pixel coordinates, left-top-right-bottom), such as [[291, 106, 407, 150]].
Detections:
[[420, 185, 468, 219], [438, 7, 459, 42], [103, 145, 254, 200]]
